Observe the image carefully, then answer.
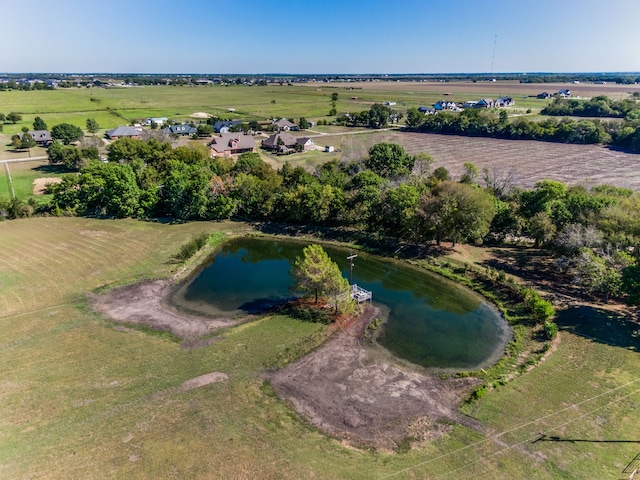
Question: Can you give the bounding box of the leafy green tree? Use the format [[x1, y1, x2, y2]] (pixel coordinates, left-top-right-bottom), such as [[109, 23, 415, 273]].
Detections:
[[20, 132, 36, 151], [431, 166, 451, 183], [11, 134, 22, 149], [299, 117, 310, 129], [196, 124, 213, 136], [7, 112, 22, 124], [51, 123, 84, 144], [405, 107, 425, 129], [365, 143, 414, 178], [290, 244, 349, 311], [415, 181, 496, 246], [331, 93, 339, 102], [232, 152, 264, 175], [0, 113, 5, 122], [33, 116, 47, 130], [368, 103, 392, 128], [527, 211, 557, 247], [572, 248, 629, 301], [377, 184, 420, 237], [86, 118, 100, 134], [47, 141, 85, 169], [459, 162, 479, 184]]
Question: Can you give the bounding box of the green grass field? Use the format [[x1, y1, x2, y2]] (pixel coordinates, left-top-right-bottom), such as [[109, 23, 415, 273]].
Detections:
[[0, 83, 555, 138], [1, 217, 639, 479], [0, 158, 64, 203]]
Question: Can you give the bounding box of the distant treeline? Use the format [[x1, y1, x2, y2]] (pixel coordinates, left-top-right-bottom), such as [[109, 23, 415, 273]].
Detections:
[[542, 94, 640, 119], [2, 72, 639, 88], [406, 107, 640, 152]]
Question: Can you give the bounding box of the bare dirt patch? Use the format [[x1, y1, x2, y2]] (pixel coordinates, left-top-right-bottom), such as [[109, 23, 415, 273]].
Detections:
[[179, 372, 228, 391], [267, 305, 483, 451], [89, 279, 241, 340], [32, 177, 61, 195]]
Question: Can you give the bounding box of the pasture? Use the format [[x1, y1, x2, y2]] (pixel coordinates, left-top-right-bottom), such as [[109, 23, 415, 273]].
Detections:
[[3, 80, 639, 141], [1, 217, 639, 479]]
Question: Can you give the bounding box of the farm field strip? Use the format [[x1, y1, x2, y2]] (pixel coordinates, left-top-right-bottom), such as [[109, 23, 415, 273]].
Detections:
[[341, 131, 640, 191]]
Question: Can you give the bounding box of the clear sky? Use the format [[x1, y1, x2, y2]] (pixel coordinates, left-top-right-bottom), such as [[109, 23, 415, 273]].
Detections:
[[1, 0, 639, 74]]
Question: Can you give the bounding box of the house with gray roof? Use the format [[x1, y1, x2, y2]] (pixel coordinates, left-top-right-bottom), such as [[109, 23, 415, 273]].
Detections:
[[27, 130, 52, 146], [272, 118, 297, 131], [162, 124, 198, 136], [209, 133, 256, 157], [213, 120, 242, 133], [262, 132, 316, 153], [105, 126, 143, 140]]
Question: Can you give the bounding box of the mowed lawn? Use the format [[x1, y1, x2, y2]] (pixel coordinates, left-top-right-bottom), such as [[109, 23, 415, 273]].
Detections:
[[1, 217, 639, 479], [0, 158, 64, 203]]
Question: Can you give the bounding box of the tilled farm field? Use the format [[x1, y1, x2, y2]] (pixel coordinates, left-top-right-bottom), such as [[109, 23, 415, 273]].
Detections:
[[341, 131, 640, 191]]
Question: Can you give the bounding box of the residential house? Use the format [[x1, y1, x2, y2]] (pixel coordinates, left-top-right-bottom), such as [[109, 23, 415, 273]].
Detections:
[[473, 98, 495, 108], [27, 130, 52, 146], [496, 97, 515, 107], [209, 133, 256, 157], [433, 100, 458, 111], [418, 106, 436, 115], [462, 100, 478, 109], [383, 101, 397, 106], [272, 118, 297, 131], [262, 132, 316, 152], [537, 92, 553, 99], [105, 126, 143, 140], [213, 120, 242, 133], [556, 89, 571, 98], [162, 124, 198, 136]]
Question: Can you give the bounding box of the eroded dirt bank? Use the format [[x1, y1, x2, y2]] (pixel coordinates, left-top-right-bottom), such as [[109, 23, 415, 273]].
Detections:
[[266, 305, 483, 450], [89, 279, 241, 339]]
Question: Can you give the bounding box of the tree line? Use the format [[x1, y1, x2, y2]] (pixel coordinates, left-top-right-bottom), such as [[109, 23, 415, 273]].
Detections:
[[405, 106, 640, 152], [541, 94, 640, 119]]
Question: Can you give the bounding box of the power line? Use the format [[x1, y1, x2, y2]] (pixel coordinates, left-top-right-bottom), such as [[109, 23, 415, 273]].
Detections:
[[377, 376, 640, 479]]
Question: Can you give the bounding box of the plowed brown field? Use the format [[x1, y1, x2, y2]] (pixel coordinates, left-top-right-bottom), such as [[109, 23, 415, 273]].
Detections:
[[341, 131, 640, 190]]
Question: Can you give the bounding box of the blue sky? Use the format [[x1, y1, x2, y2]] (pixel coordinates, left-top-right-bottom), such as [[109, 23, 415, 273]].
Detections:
[[1, 0, 639, 74]]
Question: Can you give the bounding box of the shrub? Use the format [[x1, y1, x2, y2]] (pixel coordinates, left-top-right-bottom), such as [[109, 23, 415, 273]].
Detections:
[[543, 321, 558, 340], [286, 304, 333, 324], [531, 298, 555, 321], [174, 233, 210, 262]]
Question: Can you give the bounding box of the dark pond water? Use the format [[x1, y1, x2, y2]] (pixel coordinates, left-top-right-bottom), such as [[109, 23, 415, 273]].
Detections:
[[170, 237, 511, 370]]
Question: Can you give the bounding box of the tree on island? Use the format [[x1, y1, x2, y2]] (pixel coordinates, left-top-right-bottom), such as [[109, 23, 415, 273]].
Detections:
[[290, 244, 350, 313]]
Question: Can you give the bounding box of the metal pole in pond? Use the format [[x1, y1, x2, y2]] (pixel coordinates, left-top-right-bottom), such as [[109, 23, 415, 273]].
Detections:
[[347, 253, 357, 285]]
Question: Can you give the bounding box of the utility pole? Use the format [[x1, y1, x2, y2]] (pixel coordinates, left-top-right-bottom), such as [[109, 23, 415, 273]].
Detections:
[[347, 253, 357, 285]]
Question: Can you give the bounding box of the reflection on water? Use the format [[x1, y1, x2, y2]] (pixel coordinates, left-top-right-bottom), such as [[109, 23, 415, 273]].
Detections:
[[170, 237, 511, 370]]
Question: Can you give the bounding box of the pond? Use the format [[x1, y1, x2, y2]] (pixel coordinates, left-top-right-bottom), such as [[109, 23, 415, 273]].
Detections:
[[169, 237, 512, 371]]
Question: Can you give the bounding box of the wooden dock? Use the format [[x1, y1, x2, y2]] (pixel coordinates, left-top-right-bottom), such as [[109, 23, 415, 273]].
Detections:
[[350, 284, 372, 303]]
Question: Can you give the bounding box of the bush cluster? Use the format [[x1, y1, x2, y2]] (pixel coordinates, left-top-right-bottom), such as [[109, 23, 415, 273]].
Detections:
[[174, 233, 210, 262]]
